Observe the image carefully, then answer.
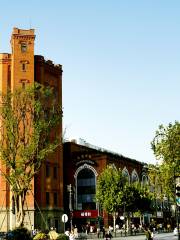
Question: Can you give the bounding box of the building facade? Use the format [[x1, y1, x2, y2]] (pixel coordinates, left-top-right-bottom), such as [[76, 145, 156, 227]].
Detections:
[[0, 28, 63, 232], [63, 140, 148, 230]]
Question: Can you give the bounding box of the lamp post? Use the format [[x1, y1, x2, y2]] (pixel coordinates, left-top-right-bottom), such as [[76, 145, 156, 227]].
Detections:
[[175, 176, 180, 240], [123, 202, 126, 236], [67, 184, 73, 231]]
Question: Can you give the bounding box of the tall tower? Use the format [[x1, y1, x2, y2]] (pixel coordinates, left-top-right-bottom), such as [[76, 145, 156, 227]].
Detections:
[[0, 28, 36, 231], [10, 28, 35, 90], [10, 28, 36, 230], [0, 28, 63, 232]]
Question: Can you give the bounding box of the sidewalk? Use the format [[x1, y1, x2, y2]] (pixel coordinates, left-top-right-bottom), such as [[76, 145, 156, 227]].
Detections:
[[86, 232, 174, 240], [85, 232, 146, 240], [87, 235, 146, 240]]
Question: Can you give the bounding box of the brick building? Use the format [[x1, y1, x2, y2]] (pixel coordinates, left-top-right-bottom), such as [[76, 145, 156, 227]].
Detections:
[[0, 28, 63, 232], [63, 140, 148, 229]]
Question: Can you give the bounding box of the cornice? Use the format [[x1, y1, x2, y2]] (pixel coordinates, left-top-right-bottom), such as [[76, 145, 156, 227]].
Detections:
[[0, 58, 11, 64], [12, 35, 35, 41]]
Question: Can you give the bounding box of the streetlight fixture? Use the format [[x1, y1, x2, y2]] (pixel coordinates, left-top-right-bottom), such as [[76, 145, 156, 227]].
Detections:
[[175, 176, 180, 240], [67, 184, 73, 231]]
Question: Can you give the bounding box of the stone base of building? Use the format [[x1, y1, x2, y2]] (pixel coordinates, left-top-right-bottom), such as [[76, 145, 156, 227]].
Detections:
[[0, 208, 35, 232], [34, 208, 64, 233], [0, 209, 10, 232]]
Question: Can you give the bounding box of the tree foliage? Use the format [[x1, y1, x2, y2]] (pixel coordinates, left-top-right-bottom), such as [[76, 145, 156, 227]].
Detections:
[[123, 183, 152, 214], [151, 121, 180, 200], [96, 165, 126, 214], [0, 83, 62, 227], [96, 165, 152, 216]]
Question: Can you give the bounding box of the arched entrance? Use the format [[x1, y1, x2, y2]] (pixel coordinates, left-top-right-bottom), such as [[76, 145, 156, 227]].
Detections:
[[75, 164, 98, 210], [73, 164, 98, 228]]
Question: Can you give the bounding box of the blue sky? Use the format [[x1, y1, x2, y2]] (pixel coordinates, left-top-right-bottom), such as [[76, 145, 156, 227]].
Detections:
[[1, 1, 180, 163]]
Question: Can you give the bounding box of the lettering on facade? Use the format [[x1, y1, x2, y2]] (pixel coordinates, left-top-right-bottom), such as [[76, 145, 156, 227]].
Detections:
[[81, 212, 91, 217], [75, 160, 95, 166]]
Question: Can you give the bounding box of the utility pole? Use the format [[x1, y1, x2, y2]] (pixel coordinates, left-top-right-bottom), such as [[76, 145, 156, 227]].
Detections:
[[175, 177, 180, 240], [67, 184, 73, 231]]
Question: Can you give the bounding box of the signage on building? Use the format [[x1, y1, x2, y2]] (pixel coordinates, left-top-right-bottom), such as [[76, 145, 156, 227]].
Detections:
[[157, 211, 163, 218], [75, 159, 95, 166], [73, 210, 98, 218]]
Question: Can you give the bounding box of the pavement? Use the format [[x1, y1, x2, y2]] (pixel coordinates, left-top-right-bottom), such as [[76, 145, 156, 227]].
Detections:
[[86, 232, 174, 240]]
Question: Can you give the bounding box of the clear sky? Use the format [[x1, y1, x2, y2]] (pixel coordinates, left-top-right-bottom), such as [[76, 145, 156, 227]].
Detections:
[[1, 1, 180, 164]]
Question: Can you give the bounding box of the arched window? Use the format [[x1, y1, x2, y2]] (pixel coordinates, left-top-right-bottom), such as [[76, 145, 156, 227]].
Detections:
[[131, 170, 139, 183], [76, 167, 96, 210], [122, 167, 130, 183], [142, 175, 149, 186]]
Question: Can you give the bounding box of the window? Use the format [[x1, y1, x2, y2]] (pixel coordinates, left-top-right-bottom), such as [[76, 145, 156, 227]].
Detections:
[[131, 170, 139, 183], [122, 167, 130, 183], [142, 175, 148, 186], [53, 167, 57, 179], [77, 168, 96, 210], [21, 43, 27, 52], [46, 192, 50, 206], [46, 165, 50, 178], [22, 82, 25, 89], [54, 192, 58, 206], [22, 63, 26, 71]]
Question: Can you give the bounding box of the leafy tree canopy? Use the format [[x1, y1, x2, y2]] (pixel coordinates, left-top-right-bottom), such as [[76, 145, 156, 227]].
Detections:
[[96, 165, 127, 214], [151, 121, 180, 200], [0, 83, 62, 227], [96, 165, 152, 215]]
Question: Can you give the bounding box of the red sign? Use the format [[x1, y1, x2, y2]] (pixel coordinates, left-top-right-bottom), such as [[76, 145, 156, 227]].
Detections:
[[73, 210, 98, 218]]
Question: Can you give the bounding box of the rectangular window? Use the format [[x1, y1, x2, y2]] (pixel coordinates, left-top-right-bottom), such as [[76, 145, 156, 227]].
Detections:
[[54, 192, 58, 206], [53, 167, 57, 179], [22, 82, 25, 89], [46, 165, 50, 178], [21, 43, 27, 52], [46, 192, 50, 206]]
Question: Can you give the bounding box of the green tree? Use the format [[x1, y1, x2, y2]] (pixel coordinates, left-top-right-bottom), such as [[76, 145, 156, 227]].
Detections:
[[121, 183, 152, 229], [0, 83, 62, 227], [96, 166, 152, 230], [96, 165, 127, 230], [123, 183, 152, 214], [151, 121, 180, 200]]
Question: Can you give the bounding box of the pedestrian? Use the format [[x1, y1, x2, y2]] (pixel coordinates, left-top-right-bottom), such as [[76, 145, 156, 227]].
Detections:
[[102, 227, 105, 238], [144, 227, 153, 240], [97, 227, 100, 238], [65, 228, 70, 237], [69, 230, 75, 240], [74, 225, 78, 238]]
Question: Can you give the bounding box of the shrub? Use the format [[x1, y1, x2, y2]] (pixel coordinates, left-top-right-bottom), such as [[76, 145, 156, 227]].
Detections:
[[33, 232, 49, 239], [6, 227, 32, 240], [56, 233, 69, 240]]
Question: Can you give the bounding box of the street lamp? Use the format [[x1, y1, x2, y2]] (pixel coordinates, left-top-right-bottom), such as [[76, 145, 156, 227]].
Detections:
[[175, 176, 180, 240], [67, 184, 73, 231]]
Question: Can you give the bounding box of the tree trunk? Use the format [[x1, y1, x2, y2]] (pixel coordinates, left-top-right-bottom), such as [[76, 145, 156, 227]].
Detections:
[[140, 214, 142, 226], [14, 191, 26, 228]]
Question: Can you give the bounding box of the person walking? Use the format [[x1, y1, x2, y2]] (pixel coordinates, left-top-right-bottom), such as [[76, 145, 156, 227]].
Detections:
[[144, 227, 153, 240]]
